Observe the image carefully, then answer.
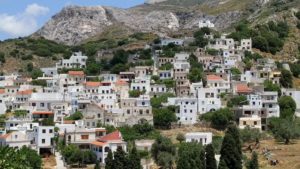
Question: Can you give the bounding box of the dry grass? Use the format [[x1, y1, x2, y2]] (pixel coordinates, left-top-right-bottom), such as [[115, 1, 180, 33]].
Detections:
[[198, 0, 255, 15], [244, 139, 300, 169], [159, 125, 223, 144], [42, 155, 56, 169], [293, 78, 300, 89]]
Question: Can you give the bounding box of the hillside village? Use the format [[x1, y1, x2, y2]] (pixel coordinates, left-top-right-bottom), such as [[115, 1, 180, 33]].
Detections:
[[0, 10, 300, 169]]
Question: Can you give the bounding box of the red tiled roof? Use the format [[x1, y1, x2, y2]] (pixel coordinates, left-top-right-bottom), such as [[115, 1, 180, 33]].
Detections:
[[0, 133, 11, 139], [68, 71, 85, 76], [207, 75, 223, 81], [17, 89, 32, 95], [63, 120, 75, 124], [32, 111, 54, 115], [91, 141, 107, 147], [236, 84, 252, 93], [85, 82, 101, 87], [98, 130, 122, 142], [0, 89, 5, 94]]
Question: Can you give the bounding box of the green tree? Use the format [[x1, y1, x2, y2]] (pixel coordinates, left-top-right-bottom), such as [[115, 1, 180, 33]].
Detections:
[[278, 96, 296, 118], [31, 68, 43, 79], [113, 147, 128, 169], [176, 133, 185, 143], [157, 152, 174, 169], [280, 69, 293, 88], [201, 108, 234, 130], [128, 146, 142, 169], [218, 159, 229, 169], [0, 52, 5, 63], [239, 126, 262, 143], [105, 150, 114, 169], [65, 111, 83, 120], [268, 117, 300, 144], [0, 146, 42, 169], [220, 125, 242, 169], [153, 106, 177, 129], [129, 90, 145, 98], [247, 152, 259, 169], [227, 95, 248, 108], [188, 68, 203, 83], [205, 144, 217, 169], [151, 136, 176, 165], [177, 142, 204, 169], [264, 80, 281, 95], [151, 93, 175, 108]]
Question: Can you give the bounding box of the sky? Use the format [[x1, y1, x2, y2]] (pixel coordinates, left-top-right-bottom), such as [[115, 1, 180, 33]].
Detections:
[[0, 0, 144, 40]]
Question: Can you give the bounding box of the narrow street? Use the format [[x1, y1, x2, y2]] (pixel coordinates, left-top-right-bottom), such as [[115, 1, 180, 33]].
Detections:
[[55, 151, 66, 169]]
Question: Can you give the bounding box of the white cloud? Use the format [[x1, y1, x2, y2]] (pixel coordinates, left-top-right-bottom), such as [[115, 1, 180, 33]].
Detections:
[[25, 3, 49, 16], [0, 4, 49, 38]]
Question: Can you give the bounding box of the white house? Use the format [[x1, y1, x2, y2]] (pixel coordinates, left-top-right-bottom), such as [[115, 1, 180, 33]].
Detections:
[[197, 88, 222, 114], [185, 132, 213, 145], [239, 115, 262, 131], [90, 130, 127, 164], [56, 52, 88, 69], [168, 97, 198, 124], [199, 20, 215, 28], [32, 126, 55, 154]]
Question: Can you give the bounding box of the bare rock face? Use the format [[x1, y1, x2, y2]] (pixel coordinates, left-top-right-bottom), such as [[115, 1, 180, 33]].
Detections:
[[37, 6, 113, 45], [35, 2, 243, 45]]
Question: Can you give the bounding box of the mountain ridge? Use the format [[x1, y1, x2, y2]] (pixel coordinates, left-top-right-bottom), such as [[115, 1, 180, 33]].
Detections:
[[35, 0, 248, 45]]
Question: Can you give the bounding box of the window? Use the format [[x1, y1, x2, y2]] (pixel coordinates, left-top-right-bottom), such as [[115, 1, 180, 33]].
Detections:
[[42, 139, 45, 144], [81, 135, 89, 140], [254, 121, 257, 125], [42, 129, 46, 133], [49, 129, 53, 133], [40, 103, 45, 107]]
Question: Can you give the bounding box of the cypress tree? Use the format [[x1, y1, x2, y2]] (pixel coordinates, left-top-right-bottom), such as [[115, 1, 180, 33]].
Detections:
[[220, 125, 242, 169], [247, 152, 259, 169], [218, 159, 229, 169], [226, 125, 242, 157], [128, 146, 142, 169], [105, 150, 114, 169], [113, 147, 128, 169], [205, 144, 217, 169]]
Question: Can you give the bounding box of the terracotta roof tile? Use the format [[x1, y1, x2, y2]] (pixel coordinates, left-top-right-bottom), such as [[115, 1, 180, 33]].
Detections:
[[0, 89, 5, 94], [207, 75, 223, 81], [98, 130, 122, 142], [32, 111, 54, 115], [236, 84, 252, 93], [91, 141, 107, 147], [63, 120, 75, 124], [17, 89, 33, 95], [68, 71, 85, 76], [0, 133, 11, 139], [85, 82, 101, 87]]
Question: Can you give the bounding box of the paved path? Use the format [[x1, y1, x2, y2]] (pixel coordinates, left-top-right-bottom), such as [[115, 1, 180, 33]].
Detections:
[[55, 151, 67, 169]]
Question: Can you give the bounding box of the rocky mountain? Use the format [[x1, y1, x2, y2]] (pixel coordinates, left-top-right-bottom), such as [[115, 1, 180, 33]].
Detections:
[[35, 0, 253, 45]]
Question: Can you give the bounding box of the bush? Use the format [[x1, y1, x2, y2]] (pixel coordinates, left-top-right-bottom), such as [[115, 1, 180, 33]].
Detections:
[[129, 90, 145, 98], [239, 126, 262, 143], [201, 108, 234, 130], [30, 69, 43, 79], [227, 95, 248, 107], [31, 79, 47, 87], [65, 111, 83, 120], [0, 52, 5, 63]]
